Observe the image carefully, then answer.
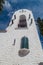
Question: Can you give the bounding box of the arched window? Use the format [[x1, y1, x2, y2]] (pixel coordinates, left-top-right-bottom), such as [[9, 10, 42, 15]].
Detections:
[[21, 36, 29, 49], [18, 36, 30, 57], [18, 15, 27, 28]]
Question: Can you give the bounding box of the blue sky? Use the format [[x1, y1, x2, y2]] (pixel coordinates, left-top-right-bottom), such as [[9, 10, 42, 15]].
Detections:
[[0, 0, 43, 29]]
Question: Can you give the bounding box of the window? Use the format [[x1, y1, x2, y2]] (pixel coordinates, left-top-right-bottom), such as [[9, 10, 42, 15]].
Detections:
[[18, 15, 27, 28], [18, 36, 30, 57], [12, 39, 16, 46], [21, 36, 29, 49], [28, 14, 31, 20], [14, 15, 16, 19], [29, 19, 33, 26], [10, 20, 14, 26], [29, 14, 31, 19], [12, 20, 14, 24], [31, 19, 33, 22]]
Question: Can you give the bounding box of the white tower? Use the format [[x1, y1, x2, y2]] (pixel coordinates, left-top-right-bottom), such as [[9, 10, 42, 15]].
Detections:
[[0, 9, 43, 65]]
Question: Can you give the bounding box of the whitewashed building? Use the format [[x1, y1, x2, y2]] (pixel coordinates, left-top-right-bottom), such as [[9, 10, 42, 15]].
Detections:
[[0, 9, 43, 65]]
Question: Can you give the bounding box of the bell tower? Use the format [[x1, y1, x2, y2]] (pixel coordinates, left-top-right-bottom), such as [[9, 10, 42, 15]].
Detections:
[[7, 9, 42, 65]]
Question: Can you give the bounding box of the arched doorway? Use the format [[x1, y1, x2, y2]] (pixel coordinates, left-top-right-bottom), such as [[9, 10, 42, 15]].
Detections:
[[18, 15, 27, 28]]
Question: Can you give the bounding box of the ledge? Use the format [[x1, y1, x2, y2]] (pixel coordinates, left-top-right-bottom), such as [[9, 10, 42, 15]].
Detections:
[[15, 27, 28, 30], [0, 30, 7, 33], [18, 48, 30, 57]]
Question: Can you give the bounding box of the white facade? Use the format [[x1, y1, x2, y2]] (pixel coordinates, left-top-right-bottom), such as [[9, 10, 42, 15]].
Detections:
[[0, 9, 43, 65]]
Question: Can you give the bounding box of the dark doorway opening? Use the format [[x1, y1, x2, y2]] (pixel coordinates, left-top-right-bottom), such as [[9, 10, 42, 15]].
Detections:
[[18, 15, 27, 28]]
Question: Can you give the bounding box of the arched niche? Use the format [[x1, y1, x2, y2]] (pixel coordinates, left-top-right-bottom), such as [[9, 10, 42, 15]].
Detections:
[[18, 15, 27, 28]]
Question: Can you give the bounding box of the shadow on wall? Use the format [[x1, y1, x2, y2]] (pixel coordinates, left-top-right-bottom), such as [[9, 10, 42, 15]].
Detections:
[[39, 62, 43, 65]]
